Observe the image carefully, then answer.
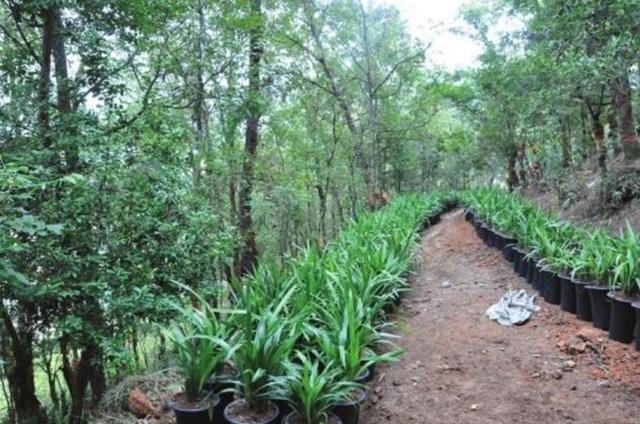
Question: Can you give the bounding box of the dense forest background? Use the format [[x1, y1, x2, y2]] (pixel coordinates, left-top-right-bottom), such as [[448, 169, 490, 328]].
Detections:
[[2, 0, 640, 422]]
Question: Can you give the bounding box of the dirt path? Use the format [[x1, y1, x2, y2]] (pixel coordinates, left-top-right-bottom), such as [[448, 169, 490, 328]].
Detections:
[[361, 210, 640, 424]]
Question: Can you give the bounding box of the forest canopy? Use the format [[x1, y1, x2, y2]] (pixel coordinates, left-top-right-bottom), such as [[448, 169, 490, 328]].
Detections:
[[3, 0, 640, 423]]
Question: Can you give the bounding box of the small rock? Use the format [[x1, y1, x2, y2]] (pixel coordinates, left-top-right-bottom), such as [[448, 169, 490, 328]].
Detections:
[[577, 327, 602, 344], [470, 404, 479, 411], [392, 380, 401, 386], [560, 410, 574, 420], [597, 380, 610, 388], [551, 370, 563, 380], [569, 341, 587, 355], [441, 281, 451, 288], [562, 360, 576, 371]]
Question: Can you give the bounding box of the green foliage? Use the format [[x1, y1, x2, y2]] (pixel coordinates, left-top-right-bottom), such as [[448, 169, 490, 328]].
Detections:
[[464, 188, 640, 294], [272, 352, 356, 424], [231, 287, 302, 412]]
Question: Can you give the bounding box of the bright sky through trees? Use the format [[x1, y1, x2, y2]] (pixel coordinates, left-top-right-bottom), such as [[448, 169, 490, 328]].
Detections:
[[372, 0, 484, 69]]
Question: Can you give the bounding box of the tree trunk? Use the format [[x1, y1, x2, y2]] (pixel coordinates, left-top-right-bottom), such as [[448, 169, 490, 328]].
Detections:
[[316, 184, 327, 245], [38, 8, 55, 150], [237, 0, 263, 276], [507, 148, 519, 191], [191, 0, 210, 188], [89, 355, 107, 407], [50, 6, 79, 171], [1, 310, 48, 424], [593, 120, 606, 172], [592, 118, 608, 208], [559, 115, 572, 168], [517, 142, 527, 188], [302, 0, 356, 135], [580, 104, 592, 158], [608, 107, 621, 157], [614, 73, 640, 161], [61, 340, 99, 424]]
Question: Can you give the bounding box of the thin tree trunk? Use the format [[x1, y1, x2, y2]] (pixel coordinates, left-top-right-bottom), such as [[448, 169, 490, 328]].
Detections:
[[38, 8, 55, 150], [593, 120, 606, 172], [0, 358, 14, 423], [507, 147, 519, 191], [61, 339, 98, 424], [580, 104, 591, 158], [331, 184, 345, 227], [316, 184, 327, 244], [614, 72, 640, 161], [191, 0, 210, 188], [41, 342, 60, 411], [302, 0, 356, 135], [559, 115, 572, 168], [1, 309, 47, 424], [50, 7, 78, 171], [591, 117, 608, 208], [517, 142, 527, 188], [237, 0, 263, 276], [89, 354, 107, 407], [607, 105, 621, 157]]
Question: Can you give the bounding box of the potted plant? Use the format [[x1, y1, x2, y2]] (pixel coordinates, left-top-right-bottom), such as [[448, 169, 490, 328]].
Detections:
[[273, 352, 355, 424], [313, 293, 401, 424], [548, 241, 579, 313], [571, 230, 613, 323], [581, 232, 619, 330], [166, 294, 236, 424], [224, 287, 301, 424], [608, 224, 640, 343]]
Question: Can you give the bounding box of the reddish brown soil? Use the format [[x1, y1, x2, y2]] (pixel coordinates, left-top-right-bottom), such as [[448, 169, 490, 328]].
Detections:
[[361, 210, 640, 424]]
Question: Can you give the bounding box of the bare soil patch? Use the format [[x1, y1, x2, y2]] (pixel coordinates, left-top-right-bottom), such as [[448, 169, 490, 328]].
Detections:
[[361, 210, 640, 424]]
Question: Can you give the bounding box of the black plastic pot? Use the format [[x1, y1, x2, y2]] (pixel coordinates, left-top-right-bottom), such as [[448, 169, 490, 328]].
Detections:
[[275, 399, 293, 423], [572, 279, 593, 322], [502, 237, 517, 255], [518, 256, 529, 279], [538, 268, 552, 296], [502, 244, 515, 263], [464, 210, 473, 222], [526, 259, 537, 285], [586, 285, 611, 330], [633, 302, 640, 352], [487, 227, 496, 247], [355, 364, 375, 384], [224, 400, 280, 424], [544, 273, 561, 305], [558, 274, 576, 314], [331, 388, 366, 424], [532, 264, 542, 291], [493, 231, 504, 250], [607, 293, 636, 344], [284, 411, 343, 424], [204, 365, 239, 424], [171, 393, 219, 424], [474, 220, 482, 237], [485, 228, 492, 246], [480, 225, 490, 246], [512, 248, 523, 274]]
